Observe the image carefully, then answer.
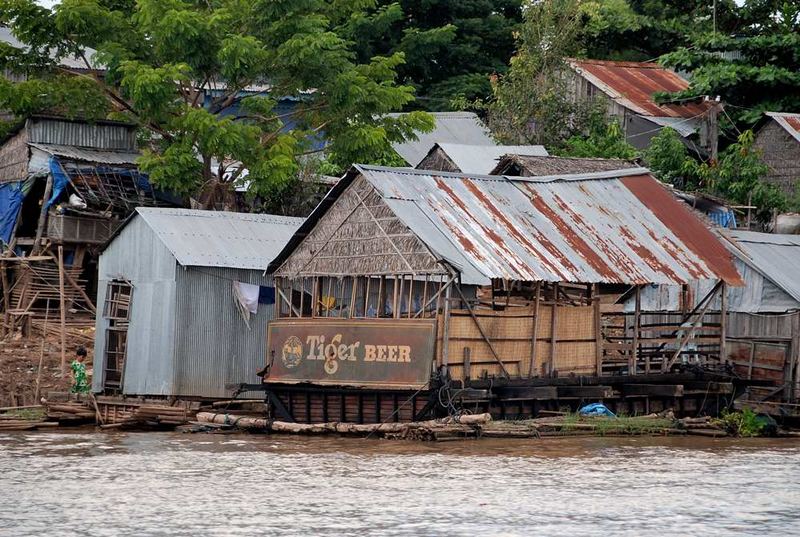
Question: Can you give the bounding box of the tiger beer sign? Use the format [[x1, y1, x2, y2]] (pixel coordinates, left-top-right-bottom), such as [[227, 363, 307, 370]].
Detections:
[[265, 319, 436, 389]]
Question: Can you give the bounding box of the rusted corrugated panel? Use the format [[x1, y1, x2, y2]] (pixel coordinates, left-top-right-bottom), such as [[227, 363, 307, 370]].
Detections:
[[766, 112, 800, 144], [356, 165, 741, 286], [569, 59, 713, 119]]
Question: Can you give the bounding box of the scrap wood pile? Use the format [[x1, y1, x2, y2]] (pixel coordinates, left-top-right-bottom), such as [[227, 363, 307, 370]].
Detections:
[[192, 411, 745, 440], [99, 404, 198, 429], [0, 405, 57, 431], [44, 400, 96, 423], [32, 317, 95, 346]]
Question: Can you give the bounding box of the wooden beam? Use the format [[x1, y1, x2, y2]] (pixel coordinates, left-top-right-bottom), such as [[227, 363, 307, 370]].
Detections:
[[57, 245, 67, 376], [32, 175, 53, 256], [453, 283, 510, 377], [719, 281, 727, 361], [557, 385, 614, 399], [632, 285, 641, 375], [550, 283, 558, 377], [593, 283, 602, 377], [528, 281, 541, 378], [622, 384, 684, 397]]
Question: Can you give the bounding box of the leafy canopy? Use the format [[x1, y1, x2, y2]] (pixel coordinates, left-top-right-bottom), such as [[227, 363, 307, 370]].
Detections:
[[0, 0, 434, 208]]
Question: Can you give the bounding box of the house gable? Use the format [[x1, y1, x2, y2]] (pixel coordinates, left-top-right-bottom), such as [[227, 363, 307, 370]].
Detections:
[[275, 174, 443, 277]]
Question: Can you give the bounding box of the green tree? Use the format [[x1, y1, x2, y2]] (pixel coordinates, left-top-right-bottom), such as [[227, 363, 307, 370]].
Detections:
[[660, 1, 800, 127], [340, 1, 523, 110], [642, 127, 698, 187], [0, 0, 433, 210], [556, 118, 637, 159]]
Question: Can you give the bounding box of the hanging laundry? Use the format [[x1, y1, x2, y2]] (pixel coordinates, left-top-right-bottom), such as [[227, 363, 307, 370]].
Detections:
[[258, 285, 275, 305], [233, 281, 260, 314]]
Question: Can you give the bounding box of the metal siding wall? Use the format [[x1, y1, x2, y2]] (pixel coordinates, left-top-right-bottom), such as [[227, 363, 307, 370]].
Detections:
[[27, 118, 136, 150], [92, 216, 178, 394], [173, 266, 274, 398]]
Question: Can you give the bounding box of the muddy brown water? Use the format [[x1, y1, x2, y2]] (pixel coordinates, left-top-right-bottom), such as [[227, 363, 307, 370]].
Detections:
[[1, 432, 799, 536]]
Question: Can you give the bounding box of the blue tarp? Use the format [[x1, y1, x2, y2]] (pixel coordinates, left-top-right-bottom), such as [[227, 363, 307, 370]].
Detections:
[[47, 156, 70, 208], [0, 182, 25, 245], [578, 403, 616, 417], [708, 209, 737, 229]]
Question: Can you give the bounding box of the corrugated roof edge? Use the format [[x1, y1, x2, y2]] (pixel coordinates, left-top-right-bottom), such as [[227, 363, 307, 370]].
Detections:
[[355, 163, 651, 183], [722, 230, 800, 303], [764, 112, 800, 144], [102, 207, 305, 261]]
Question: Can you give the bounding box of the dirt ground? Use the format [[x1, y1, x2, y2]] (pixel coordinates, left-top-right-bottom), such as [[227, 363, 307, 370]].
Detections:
[[0, 331, 94, 407]]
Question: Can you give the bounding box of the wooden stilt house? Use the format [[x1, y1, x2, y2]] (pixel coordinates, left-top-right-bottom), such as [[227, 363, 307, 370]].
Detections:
[[263, 165, 744, 423]]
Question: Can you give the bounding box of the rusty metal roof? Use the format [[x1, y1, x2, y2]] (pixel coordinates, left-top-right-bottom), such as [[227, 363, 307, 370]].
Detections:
[[348, 165, 742, 286], [568, 59, 714, 119], [765, 112, 800, 144]]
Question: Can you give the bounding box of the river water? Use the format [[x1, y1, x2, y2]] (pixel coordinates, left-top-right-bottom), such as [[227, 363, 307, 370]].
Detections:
[[1, 431, 799, 536]]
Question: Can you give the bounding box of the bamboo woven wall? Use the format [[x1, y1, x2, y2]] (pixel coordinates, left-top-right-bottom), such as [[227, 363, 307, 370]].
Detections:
[[436, 305, 597, 380], [276, 175, 444, 277]]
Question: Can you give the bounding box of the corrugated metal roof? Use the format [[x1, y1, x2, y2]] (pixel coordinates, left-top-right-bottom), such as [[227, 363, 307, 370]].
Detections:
[[569, 59, 714, 119], [135, 208, 303, 270], [727, 231, 800, 304], [389, 112, 495, 166], [644, 116, 703, 137], [425, 143, 548, 174], [0, 26, 98, 70], [765, 112, 800, 144], [28, 143, 140, 165], [353, 165, 742, 286]]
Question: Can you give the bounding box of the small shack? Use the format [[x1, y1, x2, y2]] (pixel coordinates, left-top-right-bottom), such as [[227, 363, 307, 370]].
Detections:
[[0, 115, 166, 345], [92, 208, 302, 401], [566, 59, 718, 156], [388, 112, 495, 167], [416, 143, 548, 174], [625, 230, 800, 410], [753, 112, 800, 197], [263, 164, 743, 423]]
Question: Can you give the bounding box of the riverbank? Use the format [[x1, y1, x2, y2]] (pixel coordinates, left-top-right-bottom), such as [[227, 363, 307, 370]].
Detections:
[[3, 398, 798, 441]]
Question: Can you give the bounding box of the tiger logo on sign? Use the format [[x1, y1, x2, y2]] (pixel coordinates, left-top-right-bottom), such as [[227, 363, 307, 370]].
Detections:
[[281, 336, 303, 369]]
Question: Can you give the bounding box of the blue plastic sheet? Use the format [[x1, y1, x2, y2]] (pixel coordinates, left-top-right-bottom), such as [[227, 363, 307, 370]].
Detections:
[[0, 182, 25, 245], [578, 403, 616, 417], [47, 156, 70, 208]]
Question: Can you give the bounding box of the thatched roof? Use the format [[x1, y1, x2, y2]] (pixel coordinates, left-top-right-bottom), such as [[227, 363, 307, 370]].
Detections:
[[492, 155, 638, 176]]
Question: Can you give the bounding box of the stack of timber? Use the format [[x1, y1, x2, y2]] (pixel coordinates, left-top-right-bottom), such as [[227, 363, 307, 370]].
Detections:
[[32, 316, 95, 346], [95, 398, 200, 429], [0, 405, 58, 431], [43, 399, 96, 424]]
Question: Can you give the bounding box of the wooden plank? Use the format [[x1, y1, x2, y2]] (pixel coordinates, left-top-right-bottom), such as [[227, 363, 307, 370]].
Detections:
[[57, 246, 67, 375], [631, 285, 640, 375], [498, 386, 558, 401], [622, 384, 684, 397], [528, 281, 540, 378], [557, 385, 614, 399]]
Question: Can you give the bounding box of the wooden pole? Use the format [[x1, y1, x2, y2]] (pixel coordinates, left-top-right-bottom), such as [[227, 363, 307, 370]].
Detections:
[[719, 281, 727, 362], [57, 245, 67, 376], [593, 283, 603, 377], [0, 260, 9, 337], [528, 281, 541, 378], [32, 175, 53, 255], [631, 285, 641, 376], [35, 300, 50, 401], [549, 283, 558, 377], [441, 282, 453, 371]]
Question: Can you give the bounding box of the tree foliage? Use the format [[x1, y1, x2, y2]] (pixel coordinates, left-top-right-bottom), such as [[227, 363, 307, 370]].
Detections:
[[0, 0, 433, 209], [341, 1, 523, 109], [660, 1, 800, 126], [644, 127, 787, 222]]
